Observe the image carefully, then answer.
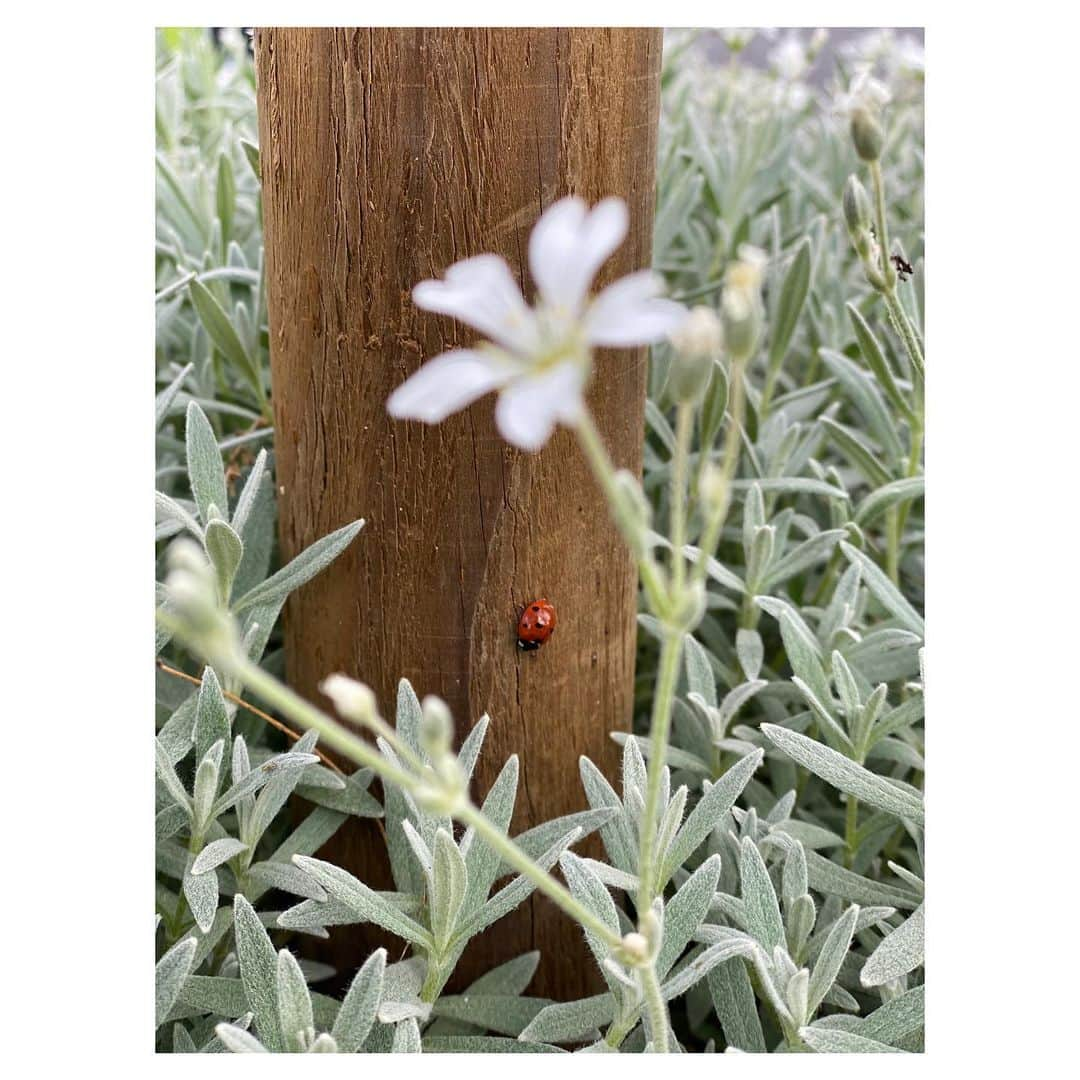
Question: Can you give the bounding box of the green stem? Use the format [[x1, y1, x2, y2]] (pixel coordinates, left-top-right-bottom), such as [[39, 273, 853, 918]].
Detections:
[[636, 630, 684, 911], [640, 962, 671, 1053], [690, 352, 748, 592], [868, 161, 895, 289], [233, 658, 417, 792], [575, 409, 668, 614], [669, 403, 693, 594], [457, 803, 622, 951], [845, 795, 859, 870], [419, 959, 446, 1004], [810, 548, 843, 607], [894, 413, 924, 543], [882, 288, 925, 382], [738, 589, 761, 631], [232, 652, 622, 951]]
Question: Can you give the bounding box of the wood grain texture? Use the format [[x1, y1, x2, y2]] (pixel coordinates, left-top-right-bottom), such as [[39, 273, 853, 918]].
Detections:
[[255, 26, 662, 1000]]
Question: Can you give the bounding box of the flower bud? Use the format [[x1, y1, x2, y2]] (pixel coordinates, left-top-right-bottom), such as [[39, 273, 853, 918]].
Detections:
[[320, 674, 377, 725], [618, 932, 650, 967], [668, 579, 707, 634], [842, 175, 872, 238], [722, 246, 767, 359], [667, 307, 723, 404], [611, 469, 652, 557], [639, 906, 663, 955], [699, 462, 732, 522], [419, 695, 454, 761], [414, 763, 467, 816], [851, 106, 884, 161], [721, 291, 764, 360], [163, 538, 240, 666]]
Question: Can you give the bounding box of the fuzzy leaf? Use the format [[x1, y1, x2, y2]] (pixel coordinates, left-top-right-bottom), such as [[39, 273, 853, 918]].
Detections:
[[807, 903, 858, 1014], [657, 854, 722, 978], [232, 519, 364, 615], [184, 401, 228, 525], [233, 894, 282, 1051], [215, 1023, 268, 1053], [430, 829, 468, 947], [769, 238, 812, 369], [205, 518, 244, 601], [332, 949, 386, 1052], [292, 855, 433, 948], [276, 949, 314, 1051], [708, 957, 765, 1052], [156, 938, 197, 1029], [661, 749, 763, 883], [739, 838, 784, 951], [518, 993, 615, 1044], [861, 904, 924, 987], [800, 1026, 907, 1053], [761, 724, 924, 824], [194, 667, 230, 771], [392, 1017, 422, 1053], [840, 542, 925, 637], [155, 362, 194, 429], [191, 837, 247, 876]]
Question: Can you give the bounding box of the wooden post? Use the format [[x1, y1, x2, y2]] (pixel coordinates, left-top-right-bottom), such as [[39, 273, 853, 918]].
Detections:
[[255, 27, 662, 1000]]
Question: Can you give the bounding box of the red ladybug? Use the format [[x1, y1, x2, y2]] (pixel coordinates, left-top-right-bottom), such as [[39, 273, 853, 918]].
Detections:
[[517, 598, 556, 651]]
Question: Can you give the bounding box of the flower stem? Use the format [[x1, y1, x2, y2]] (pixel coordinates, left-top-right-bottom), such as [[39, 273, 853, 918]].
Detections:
[[640, 961, 671, 1053], [691, 352, 748, 592], [669, 402, 693, 594], [457, 802, 622, 950], [231, 657, 416, 792], [229, 650, 623, 952], [882, 288, 925, 382], [574, 407, 668, 615], [869, 161, 894, 288], [636, 629, 684, 910]]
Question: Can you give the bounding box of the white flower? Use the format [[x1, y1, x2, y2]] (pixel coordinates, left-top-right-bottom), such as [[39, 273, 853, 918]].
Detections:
[[387, 196, 687, 452], [840, 28, 895, 65], [770, 33, 809, 82], [833, 63, 892, 119]]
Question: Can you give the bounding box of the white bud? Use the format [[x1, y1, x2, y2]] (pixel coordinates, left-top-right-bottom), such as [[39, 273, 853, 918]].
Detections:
[[620, 932, 650, 965], [699, 463, 728, 513], [320, 674, 377, 723], [668, 306, 723, 358], [722, 246, 768, 359], [419, 695, 454, 759]]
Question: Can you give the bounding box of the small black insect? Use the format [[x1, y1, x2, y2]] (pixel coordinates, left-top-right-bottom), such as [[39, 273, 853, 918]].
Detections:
[[890, 253, 914, 282]]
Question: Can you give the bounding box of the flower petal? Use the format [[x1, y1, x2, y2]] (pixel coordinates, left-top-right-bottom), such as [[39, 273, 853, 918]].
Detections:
[[412, 255, 539, 355], [585, 271, 689, 347], [494, 361, 585, 452], [529, 196, 628, 313], [387, 349, 512, 424]]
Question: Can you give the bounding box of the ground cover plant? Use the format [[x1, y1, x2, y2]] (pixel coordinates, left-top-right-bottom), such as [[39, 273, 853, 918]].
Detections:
[[155, 27, 924, 1053]]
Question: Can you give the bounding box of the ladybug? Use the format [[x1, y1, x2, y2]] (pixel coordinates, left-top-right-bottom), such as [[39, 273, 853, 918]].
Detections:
[[517, 598, 556, 651]]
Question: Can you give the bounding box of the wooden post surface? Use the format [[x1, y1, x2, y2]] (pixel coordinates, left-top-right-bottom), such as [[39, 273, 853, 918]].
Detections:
[[255, 26, 662, 999]]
